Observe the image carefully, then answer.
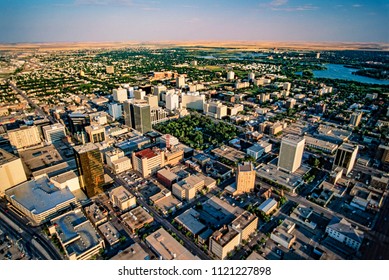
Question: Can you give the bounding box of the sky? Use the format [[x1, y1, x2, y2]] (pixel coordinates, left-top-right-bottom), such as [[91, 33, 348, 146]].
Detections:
[[0, 0, 388, 43]]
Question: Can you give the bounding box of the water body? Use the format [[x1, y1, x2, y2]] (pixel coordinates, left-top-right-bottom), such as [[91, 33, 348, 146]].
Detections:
[[196, 55, 216, 59], [312, 64, 389, 85]]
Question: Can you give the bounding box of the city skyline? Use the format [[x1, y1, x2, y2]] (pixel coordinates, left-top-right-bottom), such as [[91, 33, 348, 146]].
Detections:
[[0, 0, 388, 43]]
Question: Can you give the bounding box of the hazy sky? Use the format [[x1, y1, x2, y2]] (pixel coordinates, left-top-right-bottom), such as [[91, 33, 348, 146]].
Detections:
[[0, 0, 388, 43]]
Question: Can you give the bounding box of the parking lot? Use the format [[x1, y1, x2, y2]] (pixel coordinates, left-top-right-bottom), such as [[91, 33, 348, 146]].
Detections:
[[0, 228, 29, 260]]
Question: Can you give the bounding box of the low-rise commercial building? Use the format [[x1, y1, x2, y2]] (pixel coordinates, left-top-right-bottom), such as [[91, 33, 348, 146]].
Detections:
[[172, 174, 216, 202], [121, 206, 154, 234], [231, 211, 258, 242], [110, 243, 150, 260], [110, 186, 136, 212], [174, 208, 206, 236], [304, 136, 338, 154], [326, 217, 364, 250], [84, 203, 108, 227], [258, 198, 278, 215], [270, 219, 296, 249], [150, 189, 182, 216], [98, 222, 120, 247], [5, 175, 77, 225], [145, 228, 199, 260], [49, 209, 105, 260], [204, 101, 228, 119], [157, 168, 178, 188]]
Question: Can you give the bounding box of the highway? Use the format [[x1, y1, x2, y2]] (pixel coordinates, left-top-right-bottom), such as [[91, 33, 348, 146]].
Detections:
[[0, 210, 61, 260], [0, 203, 63, 260], [104, 167, 212, 260]]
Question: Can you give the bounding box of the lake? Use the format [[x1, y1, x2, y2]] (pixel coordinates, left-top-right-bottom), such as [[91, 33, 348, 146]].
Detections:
[[312, 64, 389, 85]]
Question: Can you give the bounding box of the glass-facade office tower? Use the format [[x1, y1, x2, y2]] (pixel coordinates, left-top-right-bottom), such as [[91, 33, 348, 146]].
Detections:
[[123, 100, 152, 134], [74, 143, 105, 198]]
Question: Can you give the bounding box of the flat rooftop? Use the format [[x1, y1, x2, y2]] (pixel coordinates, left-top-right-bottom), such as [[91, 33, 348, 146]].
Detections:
[[73, 142, 99, 154], [247, 251, 266, 260], [211, 226, 240, 246], [110, 243, 149, 260], [135, 148, 159, 159], [5, 176, 76, 215], [256, 162, 308, 191], [258, 198, 277, 213], [50, 170, 78, 185], [198, 196, 243, 228], [154, 195, 182, 214], [212, 145, 246, 163], [327, 217, 364, 243], [339, 143, 357, 152], [20, 145, 65, 174], [121, 206, 154, 230], [231, 211, 257, 230], [146, 228, 199, 260], [282, 134, 304, 144], [304, 136, 338, 151], [174, 208, 206, 235], [238, 162, 254, 172], [84, 203, 108, 225], [157, 168, 178, 181], [110, 186, 134, 202], [51, 209, 103, 257], [98, 222, 120, 246]]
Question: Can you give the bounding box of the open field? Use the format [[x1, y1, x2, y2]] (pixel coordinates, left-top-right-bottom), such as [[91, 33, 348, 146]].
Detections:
[[0, 41, 388, 52]]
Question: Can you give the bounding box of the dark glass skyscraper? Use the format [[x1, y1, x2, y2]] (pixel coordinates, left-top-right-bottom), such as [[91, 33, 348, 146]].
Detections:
[[73, 143, 105, 198], [123, 100, 152, 134]]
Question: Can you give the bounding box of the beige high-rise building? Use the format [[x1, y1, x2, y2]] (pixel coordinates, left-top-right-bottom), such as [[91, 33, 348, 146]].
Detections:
[[8, 126, 42, 150], [134, 90, 146, 100], [236, 162, 255, 194], [0, 149, 27, 195], [176, 75, 185, 88], [204, 101, 228, 119], [85, 125, 106, 143], [227, 71, 235, 80], [333, 143, 358, 175], [145, 94, 159, 108], [210, 225, 240, 260], [105, 148, 132, 174], [112, 88, 128, 103], [258, 93, 270, 103], [132, 147, 165, 177], [181, 92, 205, 111], [350, 112, 362, 127], [110, 186, 136, 211], [278, 135, 305, 173]]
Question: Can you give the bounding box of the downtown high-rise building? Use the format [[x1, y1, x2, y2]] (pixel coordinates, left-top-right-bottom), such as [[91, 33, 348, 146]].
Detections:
[[176, 75, 185, 88], [108, 103, 123, 120], [112, 88, 128, 103], [42, 123, 66, 144], [236, 162, 256, 194], [123, 99, 152, 134], [333, 143, 358, 175], [74, 143, 105, 198], [350, 112, 362, 127], [278, 135, 305, 173]]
